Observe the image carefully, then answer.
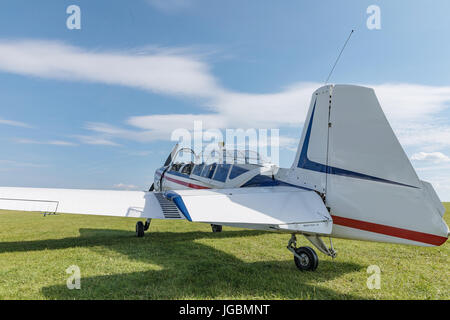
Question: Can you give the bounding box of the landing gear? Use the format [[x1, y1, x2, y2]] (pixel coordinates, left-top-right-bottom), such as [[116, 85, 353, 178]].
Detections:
[[136, 218, 152, 237], [287, 234, 319, 271], [144, 218, 151, 231], [211, 224, 222, 233], [293, 247, 319, 271], [136, 221, 144, 237]]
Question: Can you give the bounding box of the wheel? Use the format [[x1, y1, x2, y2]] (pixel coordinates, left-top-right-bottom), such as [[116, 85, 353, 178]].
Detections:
[[136, 221, 145, 237], [293, 246, 319, 271], [211, 224, 222, 233]]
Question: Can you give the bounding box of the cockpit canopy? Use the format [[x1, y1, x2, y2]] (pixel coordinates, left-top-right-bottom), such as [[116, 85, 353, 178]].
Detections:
[[167, 145, 274, 184]]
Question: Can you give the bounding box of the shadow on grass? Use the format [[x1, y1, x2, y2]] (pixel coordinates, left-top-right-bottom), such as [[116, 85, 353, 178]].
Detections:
[[1, 228, 364, 299]]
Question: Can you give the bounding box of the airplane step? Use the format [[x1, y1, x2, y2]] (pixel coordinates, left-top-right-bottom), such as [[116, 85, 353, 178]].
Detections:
[[154, 192, 182, 219]]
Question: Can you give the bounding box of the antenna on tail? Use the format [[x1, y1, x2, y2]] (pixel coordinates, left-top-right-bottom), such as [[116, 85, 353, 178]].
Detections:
[[324, 29, 354, 84]]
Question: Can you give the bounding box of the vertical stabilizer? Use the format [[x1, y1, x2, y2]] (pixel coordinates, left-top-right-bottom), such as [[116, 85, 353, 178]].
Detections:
[[289, 84, 448, 246]]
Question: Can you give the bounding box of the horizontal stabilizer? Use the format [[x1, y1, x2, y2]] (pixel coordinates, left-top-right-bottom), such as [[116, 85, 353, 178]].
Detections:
[[164, 186, 332, 234]]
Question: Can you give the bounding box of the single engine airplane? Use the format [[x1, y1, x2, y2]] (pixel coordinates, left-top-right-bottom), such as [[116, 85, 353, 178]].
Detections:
[[1, 84, 448, 271]]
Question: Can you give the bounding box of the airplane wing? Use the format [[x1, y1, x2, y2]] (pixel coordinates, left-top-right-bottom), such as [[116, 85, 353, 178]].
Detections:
[[0, 186, 332, 234], [164, 186, 332, 235], [0, 187, 184, 220]]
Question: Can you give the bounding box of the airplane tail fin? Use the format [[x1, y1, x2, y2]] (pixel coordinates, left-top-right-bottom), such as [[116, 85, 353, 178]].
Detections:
[[291, 84, 448, 246]]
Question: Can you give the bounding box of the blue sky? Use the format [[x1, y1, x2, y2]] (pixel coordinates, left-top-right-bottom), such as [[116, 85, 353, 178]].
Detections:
[[0, 0, 450, 199]]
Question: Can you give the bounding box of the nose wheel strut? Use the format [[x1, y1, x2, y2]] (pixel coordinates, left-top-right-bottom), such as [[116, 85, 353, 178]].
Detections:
[[136, 218, 152, 237]]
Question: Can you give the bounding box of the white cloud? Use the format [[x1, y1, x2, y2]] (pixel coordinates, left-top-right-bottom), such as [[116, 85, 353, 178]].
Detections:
[[126, 114, 227, 131], [213, 82, 318, 128], [413, 167, 450, 201], [411, 152, 450, 163], [0, 39, 316, 133], [0, 40, 222, 99], [14, 138, 77, 146], [82, 81, 450, 154], [1, 39, 450, 160], [125, 150, 153, 157], [373, 83, 450, 122], [113, 183, 140, 190], [371, 83, 450, 150], [81, 82, 317, 147], [0, 118, 32, 128], [48, 140, 77, 146], [394, 123, 450, 149], [73, 135, 121, 146], [0, 159, 46, 168], [429, 178, 450, 201]]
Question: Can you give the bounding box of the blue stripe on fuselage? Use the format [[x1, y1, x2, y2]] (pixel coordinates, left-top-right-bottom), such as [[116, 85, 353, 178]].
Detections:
[[241, 174, 313, 191]]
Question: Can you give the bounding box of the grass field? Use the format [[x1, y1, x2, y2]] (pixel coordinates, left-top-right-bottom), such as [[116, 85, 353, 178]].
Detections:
[[0, 204, 448, 300]]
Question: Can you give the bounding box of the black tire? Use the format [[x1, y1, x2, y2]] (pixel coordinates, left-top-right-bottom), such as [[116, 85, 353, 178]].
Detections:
[[211, 224, 222, 233], [293, 246, 319, 271], [136, 221, 145, 237]]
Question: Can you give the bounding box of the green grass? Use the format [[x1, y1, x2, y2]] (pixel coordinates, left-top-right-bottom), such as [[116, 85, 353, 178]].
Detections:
[[0, 204, 449, 300]]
